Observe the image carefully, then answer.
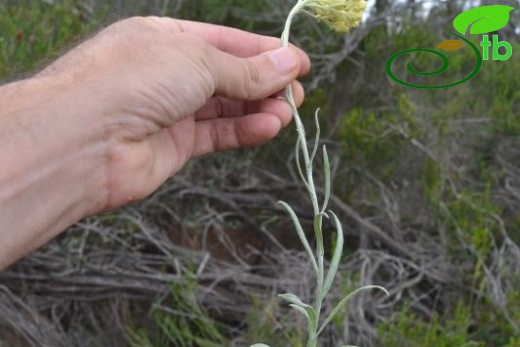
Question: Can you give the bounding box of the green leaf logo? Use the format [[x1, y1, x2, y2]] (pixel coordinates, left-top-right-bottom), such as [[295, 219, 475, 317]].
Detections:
[[453, 5, 515, 35]]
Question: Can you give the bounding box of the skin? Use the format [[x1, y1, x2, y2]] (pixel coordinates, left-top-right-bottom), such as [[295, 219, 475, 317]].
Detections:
[[0, 17, 310, 269]]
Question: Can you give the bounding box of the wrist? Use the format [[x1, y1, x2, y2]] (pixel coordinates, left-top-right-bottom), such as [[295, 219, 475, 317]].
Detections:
[[0, 76, 108, 266]]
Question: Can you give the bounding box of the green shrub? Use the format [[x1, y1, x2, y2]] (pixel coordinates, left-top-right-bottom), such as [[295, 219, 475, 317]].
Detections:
[[128, 279, 229, 347], [378, 303, 486, 347], [0, 0, 106, 80]]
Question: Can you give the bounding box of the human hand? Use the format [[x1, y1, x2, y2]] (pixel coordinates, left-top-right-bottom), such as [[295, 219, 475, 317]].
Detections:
[[41, 17, 310, 212], [0, 17, 310, 267]]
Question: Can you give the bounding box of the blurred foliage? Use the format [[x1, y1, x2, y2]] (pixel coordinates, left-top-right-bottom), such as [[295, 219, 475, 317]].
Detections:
[[128, 278, 228, 347], [244, 294, 305, 347], [336, 13, 520, 346], [337, 92, 419, 180], [379, 303, 486, 347], [0, 0, 107, 80]]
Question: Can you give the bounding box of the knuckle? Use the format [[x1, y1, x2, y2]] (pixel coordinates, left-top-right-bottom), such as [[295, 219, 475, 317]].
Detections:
[[188, 39, 218, 97], [174, 33, 209, 61]]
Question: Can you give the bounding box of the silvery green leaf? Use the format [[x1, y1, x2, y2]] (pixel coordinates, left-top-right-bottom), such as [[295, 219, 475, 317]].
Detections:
[[318, 285, 390, 335], [309, 108, 321, 166], [250, 344, 271, 347], [279, 293, 317, 327], [278, 293, 310, 308], [295, 136, 309, 188], [321, 145, 331, 213], [323, 211, 344, 297], [289, 304, 317, 333], [313, 213, 325, 258], [289, 304, 310, 320], [278, 201, 318, 273]]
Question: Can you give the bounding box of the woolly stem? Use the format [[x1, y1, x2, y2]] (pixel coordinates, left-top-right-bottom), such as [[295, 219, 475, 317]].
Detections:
[[281, 0, 320, 217]]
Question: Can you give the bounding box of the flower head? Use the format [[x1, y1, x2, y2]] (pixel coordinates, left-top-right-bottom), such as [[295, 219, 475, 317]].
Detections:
[[305, 0, 366, 33]]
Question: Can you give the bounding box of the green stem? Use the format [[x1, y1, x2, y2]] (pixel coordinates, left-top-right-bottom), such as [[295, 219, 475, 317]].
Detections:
[[307, 334, 318, 347], [250, 3, 377, 347], [281, 2, 323, 347], [281, 0, 320, 216]]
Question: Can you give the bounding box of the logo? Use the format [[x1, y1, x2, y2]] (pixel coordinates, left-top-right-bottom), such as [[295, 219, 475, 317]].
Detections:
[[385, 5, 515, 89]]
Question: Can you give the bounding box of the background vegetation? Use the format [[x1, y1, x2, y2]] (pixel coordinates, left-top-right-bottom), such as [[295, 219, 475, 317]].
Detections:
[[1, 0, 519, 346]]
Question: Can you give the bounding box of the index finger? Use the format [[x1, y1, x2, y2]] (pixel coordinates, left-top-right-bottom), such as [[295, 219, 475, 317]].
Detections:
[[176, 20, 311, 75]]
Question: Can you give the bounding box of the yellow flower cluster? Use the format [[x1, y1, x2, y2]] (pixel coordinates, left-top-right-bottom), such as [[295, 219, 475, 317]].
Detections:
[[305, 0, 366, 33]]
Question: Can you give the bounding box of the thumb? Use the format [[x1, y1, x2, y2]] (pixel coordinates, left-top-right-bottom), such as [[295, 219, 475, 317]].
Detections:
[[206, 47, 302, 100]]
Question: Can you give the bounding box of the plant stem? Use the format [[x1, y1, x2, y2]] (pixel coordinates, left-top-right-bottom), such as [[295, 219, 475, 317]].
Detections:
[[254, 3, 386, 347], [281, 2, 323, 347], [281, 0, 320, 217]]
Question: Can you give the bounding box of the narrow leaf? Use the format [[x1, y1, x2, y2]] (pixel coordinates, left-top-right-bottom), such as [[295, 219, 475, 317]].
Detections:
[[436, 40, 464, 51], [289, 304, 315, 334], [278, 293, 310, 308], [250, 344, 271, 347], [279, 294, 317, 328], [278, 201, 318, 273], [289, 304, 310, 320], [309, 108, 321, 166], [321, 145, 331, 213], [453, 5, 515, 35], [314, 213, 326, 303], [318, 285, 389, 335], [314, 213, 325, 259], [295, 136, 309, 188], [323, 211, 344, 297]]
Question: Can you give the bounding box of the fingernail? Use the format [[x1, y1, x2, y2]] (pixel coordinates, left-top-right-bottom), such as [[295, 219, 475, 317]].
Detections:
[[268, 48, 297, 74]]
